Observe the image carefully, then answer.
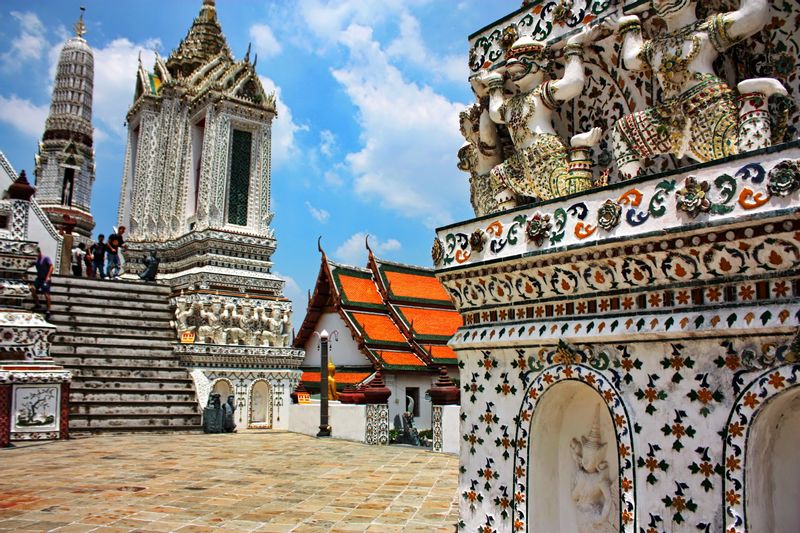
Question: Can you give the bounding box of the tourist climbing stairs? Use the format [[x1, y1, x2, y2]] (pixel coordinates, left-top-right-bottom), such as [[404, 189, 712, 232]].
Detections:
[[43, 275, 201, 434]]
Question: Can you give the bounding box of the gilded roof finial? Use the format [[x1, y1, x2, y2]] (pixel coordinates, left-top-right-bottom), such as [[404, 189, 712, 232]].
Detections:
[[203, 0, 215, 5], [74, 6, 87, 38]]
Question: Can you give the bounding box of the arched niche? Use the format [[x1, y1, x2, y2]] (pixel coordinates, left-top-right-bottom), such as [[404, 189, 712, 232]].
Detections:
[[249, 380, 272, 428], [211, 378, 233, 401], [529, 380, 620, 533], [745, 386, 800, 533]]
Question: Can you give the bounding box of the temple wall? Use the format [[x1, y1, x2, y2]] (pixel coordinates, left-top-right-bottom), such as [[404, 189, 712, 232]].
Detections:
[[436, 145, 800, 532], [288, 401, 368, 443]]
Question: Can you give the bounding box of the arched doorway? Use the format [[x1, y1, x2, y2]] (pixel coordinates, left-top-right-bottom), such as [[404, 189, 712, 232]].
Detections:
[[249, 380, 272, 428], [529, 380, 620, 533], [211, 378, 233, 402], [745, 386, 800, 532]]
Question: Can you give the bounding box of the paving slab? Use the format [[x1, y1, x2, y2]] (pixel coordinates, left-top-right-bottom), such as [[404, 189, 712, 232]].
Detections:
[[0, 431, 458, 532]]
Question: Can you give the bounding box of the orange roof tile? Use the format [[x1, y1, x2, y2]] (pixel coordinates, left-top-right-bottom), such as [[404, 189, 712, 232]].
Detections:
[[338, 274, 383, 305], [301, 371, 372, 384], [376, 350, 426, 367], [397, 306, 462, 336], [350, 312, 407, 343], [424, 345, 457, 361], [384, 271, 451, 302]]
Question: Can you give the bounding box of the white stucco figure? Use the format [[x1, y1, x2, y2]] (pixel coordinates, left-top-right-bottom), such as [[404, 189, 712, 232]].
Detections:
[[570, 407, 614, 533], [479, 25, 605, 205], [610, 0, 788, 179]]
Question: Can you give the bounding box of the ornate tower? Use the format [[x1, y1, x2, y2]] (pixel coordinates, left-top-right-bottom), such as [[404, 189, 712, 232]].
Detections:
[[118, 0, 303, 430], [34, 8, 95, 239], [118, 0, 278, 291]]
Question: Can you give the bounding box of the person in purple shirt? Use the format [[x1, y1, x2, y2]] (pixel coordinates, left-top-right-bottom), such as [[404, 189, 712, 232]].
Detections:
[[30, 246, 53, 320]]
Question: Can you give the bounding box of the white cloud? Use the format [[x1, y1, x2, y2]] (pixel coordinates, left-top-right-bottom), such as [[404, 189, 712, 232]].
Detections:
[[249, 23, 282, 59], [330, 24, 468, 228], [258, 75, 307, 167], [386, 12, 466, 83], [1, 11, 47, 69], [334, 231, 401, 266], [319, 129, 336, 157], [90, 38, 160, 141], [297, 0, 428, 43], [0, 95, 48, 138], [305, 201, 330, 223], [275, 271, 305, 333]]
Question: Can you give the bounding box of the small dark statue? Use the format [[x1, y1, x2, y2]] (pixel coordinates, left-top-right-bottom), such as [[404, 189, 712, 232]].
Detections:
[[222, 395, 236, 433], [139, 250, 160, 282], [393, 395, 421, 446], [203, 393, 223, 433]]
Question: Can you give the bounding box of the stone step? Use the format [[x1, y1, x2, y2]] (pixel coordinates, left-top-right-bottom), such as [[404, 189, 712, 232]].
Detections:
[[50, 320, 176, 332], [48, 295, 173, 312], [49, 276, 171, 295], [51, 345, 175, 357], [52, 356, 183, 368], [47, 323, 175, 337], [49, 287, 169, 303], [71, 389, 198, 402], [47, 315, 172, 329], [69, 414, 202, 429], [65, 367, 194, 380], [47, 305, 173, 321], [70, 425, 203, 435], [51, 335, 173, 348], [70, 401, 200, 416]]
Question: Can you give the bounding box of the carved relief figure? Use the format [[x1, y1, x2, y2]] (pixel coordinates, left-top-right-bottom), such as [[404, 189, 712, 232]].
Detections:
[[222, 303, 245, 345], [196, 299, 222, 344], [610, 0, 788, 179], [478, 25, 604, 205], [458, 84, 506, 216], [570, 407, 615, 533], [173, 297, 195, 335], [238, 304, 257, 345], [265, 307, 288, 347]]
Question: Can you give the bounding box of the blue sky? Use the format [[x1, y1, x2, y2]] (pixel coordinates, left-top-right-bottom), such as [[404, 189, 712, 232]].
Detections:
[[0, 0, 514, 326]]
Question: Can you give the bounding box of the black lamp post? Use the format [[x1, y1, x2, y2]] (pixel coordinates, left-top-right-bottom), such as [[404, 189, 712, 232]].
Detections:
[[317, 329, 331, 437]]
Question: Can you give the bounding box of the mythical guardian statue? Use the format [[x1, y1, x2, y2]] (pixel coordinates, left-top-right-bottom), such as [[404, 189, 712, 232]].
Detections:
[[478, 24, 606, 206], [610, 0, 788, 179]]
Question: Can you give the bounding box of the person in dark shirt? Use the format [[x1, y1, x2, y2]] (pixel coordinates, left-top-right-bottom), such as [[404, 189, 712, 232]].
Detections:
[[90, 234, 107, 278], [29, 246, 53, 320], [106, 226, 126, 279]]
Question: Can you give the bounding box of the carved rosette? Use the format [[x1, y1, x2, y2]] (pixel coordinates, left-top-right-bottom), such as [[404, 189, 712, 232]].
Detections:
[[469, 229, 486, 253], [597, 199, 622, 231], [676, 177, 711, 218], [767, 159, 800, 197], [525, 213, 552, 246], [432, 238, 444, 266]]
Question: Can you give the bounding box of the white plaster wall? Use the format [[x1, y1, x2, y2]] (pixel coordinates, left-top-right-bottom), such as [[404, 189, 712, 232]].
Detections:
[[385, 373, 436, 431], [26, 203, 61, 266], [288, 400, 367, 443], [441, 404, 461, 455], [272, 384, 292, 430], [302, 312, 369, 367]]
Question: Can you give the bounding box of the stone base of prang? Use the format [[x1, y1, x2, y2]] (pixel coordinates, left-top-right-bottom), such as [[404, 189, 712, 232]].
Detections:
[[180, 344, 303, 431], [435, 143, 800, 532]]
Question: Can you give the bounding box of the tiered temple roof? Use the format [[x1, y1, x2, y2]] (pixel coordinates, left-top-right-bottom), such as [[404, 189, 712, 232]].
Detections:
[[294, 242, 461, 387], [130, 0, 274, 117]]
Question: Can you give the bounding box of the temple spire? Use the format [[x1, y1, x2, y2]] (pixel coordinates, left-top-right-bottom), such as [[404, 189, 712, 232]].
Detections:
[[74, 6, 86, 38]]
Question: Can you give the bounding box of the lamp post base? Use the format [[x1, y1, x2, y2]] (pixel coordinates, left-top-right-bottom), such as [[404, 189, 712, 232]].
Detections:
[[317, 425, 331, 437]]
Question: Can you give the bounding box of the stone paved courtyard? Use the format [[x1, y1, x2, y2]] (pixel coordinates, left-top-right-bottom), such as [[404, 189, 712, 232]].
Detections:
[[0, 432, 459, 532]]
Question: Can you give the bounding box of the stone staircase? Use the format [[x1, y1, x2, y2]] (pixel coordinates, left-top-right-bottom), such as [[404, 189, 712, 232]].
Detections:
[[44, 276, 201, 434]]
